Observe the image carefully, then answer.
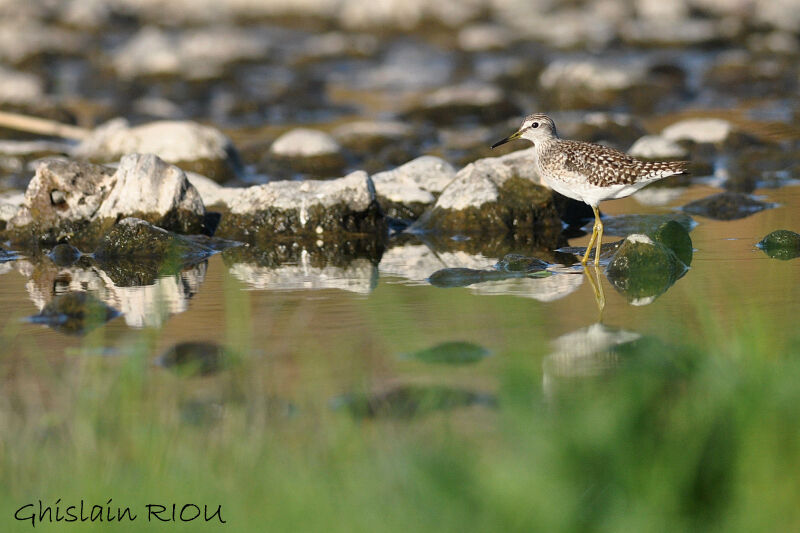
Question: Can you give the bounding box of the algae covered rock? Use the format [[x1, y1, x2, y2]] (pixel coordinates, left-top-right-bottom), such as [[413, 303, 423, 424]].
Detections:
[[7, 158, 116, 246], [605, 234, 688, 305], [155, 342, 231, 376], [401, 341, 490, 365], [74, 119, 242, 182], [94, 218, 215, 263], [651, 220, 693, 266], [682, 191, 774, 220], [7, 155, 207, 247], [332, 385, 495, 419], [214, 170, 386, 245], [757, 230, 800, 260], [494, 254, 549, 273], [410, 150, 560, 236], [26, 291, 120, 335]]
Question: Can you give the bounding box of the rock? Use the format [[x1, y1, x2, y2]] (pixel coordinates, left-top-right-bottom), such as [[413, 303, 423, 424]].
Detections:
[[662, 118, 733, 145], [26, 291, 120, 335], [410, 149, 560, 236], [651, 220, 693, 266], [94, 154, 206, 234], [0, 66, 44, 106], [757, 230, 800, 260], [595, 213, 696, 237], [401, 341, 490, 365], [48, 243, 82, 266], [266, 128, 345, 179], [7, 159, 116, 246], [7, 155, 207, 246], [0, 19, 83, 65], [113, 26, 270, 80], [332, 385, 495, 419], [94, 218, 215, 263], [350, 43, 453, 91], [457, 23, 513, 52], [371, 156, 457, 219], [214, 171, 386, 245], [332, 121, 413, 152], [155, 342, 230, 376], [428, 267, 541, 288], [621, 18, 719, 47], [405, 83, 519, 125], [605, 234, 688, 306], [628, 135, 689, 160], [73, 119, 242, 182], [270, 128, 341, 158], [539, 58, 648, 108], [682, 192, 775, 220], [0, 191, 24, 232], [494, 254, 549, 273]]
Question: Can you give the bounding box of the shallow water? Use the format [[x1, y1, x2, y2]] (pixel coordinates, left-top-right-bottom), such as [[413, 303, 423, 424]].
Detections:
[[3, 181, 798, 398]]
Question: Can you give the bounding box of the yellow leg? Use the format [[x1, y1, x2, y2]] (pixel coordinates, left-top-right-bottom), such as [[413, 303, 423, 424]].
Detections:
[[580, 206, 601, 265], [593, 209, 604, 267]]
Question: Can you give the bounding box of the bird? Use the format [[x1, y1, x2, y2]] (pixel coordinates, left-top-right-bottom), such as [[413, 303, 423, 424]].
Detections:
[[491, 113, 688, 266]]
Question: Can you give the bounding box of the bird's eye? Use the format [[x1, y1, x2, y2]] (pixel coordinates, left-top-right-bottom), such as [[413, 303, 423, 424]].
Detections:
[[532, 122, 539, 128]]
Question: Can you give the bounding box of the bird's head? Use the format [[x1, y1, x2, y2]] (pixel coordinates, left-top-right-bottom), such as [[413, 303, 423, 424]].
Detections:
[[491, 113, 557, 148]]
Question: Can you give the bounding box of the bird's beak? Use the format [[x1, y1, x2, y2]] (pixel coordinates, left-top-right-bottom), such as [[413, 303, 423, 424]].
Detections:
[[491, 129, 522, 149]]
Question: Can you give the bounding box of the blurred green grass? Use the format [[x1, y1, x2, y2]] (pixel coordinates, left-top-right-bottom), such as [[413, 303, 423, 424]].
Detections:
[[2, 276, 800, 532]]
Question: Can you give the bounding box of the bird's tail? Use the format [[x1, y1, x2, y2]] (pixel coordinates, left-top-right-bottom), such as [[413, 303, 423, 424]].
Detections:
[[640, 159, 689, 179]]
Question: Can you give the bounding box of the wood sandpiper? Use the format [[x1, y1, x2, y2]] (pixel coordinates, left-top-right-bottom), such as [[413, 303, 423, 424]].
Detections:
[[492, 113, 688, 265]]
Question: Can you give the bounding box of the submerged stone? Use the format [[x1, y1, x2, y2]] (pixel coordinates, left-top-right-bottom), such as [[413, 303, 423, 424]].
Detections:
[[94, 218, 214, 261], [332, 385, 495, 419], [428, 267, 549, 288], [494, 254, 549, 273], [757, 230, 800, 260], [155, 342, 230, 376], [48, 243, 82, 266], [651, 220, 693, 266], [597, 213, 695, 237], [27, 291, 120, 335], [402, 341, 490, 365], [682, 192, 775, 220], [605, 234, 688, 306]]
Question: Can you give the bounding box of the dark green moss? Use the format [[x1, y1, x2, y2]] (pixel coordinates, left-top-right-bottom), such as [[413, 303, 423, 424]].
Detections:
[[651, 220, 693, 266], [606, 237, 687, 304]]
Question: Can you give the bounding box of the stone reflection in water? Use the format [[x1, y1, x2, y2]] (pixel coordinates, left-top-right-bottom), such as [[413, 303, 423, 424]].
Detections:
[[543, 323, 641, 401], [155, 341, 230, 376], [26, 291, 120, 335], [18, 257, 208, 329], [332, 385, 496, 420], [223, 245, 379, 294], [401, 341, 490, 365]]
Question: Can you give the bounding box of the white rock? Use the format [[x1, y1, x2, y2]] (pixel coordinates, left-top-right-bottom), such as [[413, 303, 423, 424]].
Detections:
[[628, 135, 689, 159], [74, 119, 236, 167], [540, 58, 647, 92], [186, 171, 238, 207], [270, 128, 341, 158], [422, 83, 504, 109], [662, 118, 732, 144], [0, 66, 44, 105], [372, 156, 456, 204], [0, 19, 83, 64], [434, 148, 541, 210], [95, 154, 205, 224], [457, 24, 513, 52], [223, 170, 374, 215], [113, 26, 270, 80]]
